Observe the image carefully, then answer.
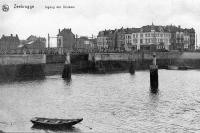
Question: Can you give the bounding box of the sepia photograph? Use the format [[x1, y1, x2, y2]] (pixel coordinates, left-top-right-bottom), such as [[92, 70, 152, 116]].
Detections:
[[0, 0, 200, 132]]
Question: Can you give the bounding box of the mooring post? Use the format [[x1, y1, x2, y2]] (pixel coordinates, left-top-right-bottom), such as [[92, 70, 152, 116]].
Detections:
[[129, 54, 135, 74], [150, 53, 158, 93], [62, 52, 71, 79]]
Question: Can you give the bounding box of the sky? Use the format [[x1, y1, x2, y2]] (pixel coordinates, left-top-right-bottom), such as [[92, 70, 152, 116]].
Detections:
[[0, 0, 200, 47]]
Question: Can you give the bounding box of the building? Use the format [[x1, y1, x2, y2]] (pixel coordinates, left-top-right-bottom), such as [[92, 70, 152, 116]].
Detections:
[[25, 35, 46, 48], [75, 36, 97, 52], [96, 29, 113, 51], [57, 28, 75, 51], [124, 28, 140, 51], [131, 24, 171, 51], [97, 29, 127, 51], [165, 25, 195, 51], [115, 28, 126, 51], [97, 24, 195, 52], [0, 34, 20, 50], [90, 37, 98, 51], [18, 35, 46, 53]]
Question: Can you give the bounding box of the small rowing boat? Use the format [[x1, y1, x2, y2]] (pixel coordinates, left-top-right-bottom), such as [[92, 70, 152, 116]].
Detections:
[[31, 117, 83, 128]]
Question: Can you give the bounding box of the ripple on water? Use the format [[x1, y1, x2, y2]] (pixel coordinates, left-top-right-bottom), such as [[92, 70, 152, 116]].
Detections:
[[0, 70, 200, 132]]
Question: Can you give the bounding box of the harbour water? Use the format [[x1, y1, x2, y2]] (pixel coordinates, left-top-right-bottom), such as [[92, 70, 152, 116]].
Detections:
[[1, 70, 200, 132]]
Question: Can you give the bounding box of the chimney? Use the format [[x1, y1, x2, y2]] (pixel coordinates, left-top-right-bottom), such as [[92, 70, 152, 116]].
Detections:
[[11, 34, 13, 37], [59, 29, 60, 33]]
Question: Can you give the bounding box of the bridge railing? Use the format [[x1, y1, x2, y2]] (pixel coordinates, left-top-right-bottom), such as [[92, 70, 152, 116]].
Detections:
[[0, 47, 135, 55]]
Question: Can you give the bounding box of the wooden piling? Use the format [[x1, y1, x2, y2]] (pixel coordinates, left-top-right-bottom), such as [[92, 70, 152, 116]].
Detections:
[[150, 53, 158, 93], [129, 61, 135, 74], [62, 53, 71, 79], [129, 54, 135, 74]]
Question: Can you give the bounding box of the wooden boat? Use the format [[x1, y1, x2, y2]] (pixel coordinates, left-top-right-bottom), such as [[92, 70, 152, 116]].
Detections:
[[31, 117, 83, 128]]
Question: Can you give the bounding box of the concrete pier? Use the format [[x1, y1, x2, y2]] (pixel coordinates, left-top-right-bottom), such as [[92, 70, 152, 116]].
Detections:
[[150, 53, 158, 93], [0, 54, 46, 82], [62, 53, 72, 79]]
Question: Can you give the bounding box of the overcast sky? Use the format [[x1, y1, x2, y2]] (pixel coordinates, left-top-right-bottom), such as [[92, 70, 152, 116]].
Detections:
[[0, 0, 200, 46]]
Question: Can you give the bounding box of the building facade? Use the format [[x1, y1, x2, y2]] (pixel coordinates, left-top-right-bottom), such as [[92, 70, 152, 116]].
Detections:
[[57, 28, 75, 51], [165, 25, 195, 51], [0, 34, 20, 50], [19, 35, 46, 53], [99, 24, 195, 52], [97, 30, 113, 51], [75, 36, 97, 52], [131, 24, 171, 51], [115, 28, 125, 51]]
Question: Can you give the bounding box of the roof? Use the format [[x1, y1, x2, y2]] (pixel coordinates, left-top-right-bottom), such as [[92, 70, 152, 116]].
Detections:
[[98, 29, 116, 37], [97, 24, 195, 37], [57, 28, 74, 36], [27, 35, 46, 41], [1, 35, 19, 41], [124, 28, 140, 34]]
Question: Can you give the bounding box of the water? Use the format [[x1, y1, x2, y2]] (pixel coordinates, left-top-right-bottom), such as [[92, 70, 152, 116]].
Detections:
[[1, 70, 200, 132]]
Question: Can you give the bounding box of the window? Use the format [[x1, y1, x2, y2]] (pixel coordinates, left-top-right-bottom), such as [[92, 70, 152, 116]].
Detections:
[[140, 39, 143, 43]]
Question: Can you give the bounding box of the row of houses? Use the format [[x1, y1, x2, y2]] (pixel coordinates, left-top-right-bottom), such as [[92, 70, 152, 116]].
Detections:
[[97, 23, 195, 51], [57, 28, 97, 52], [0, 34, 46, 53], [0, 24, 196, 54]]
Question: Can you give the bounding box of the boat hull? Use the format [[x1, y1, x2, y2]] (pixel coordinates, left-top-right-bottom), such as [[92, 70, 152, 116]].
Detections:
[[31, 117, 83, 128]]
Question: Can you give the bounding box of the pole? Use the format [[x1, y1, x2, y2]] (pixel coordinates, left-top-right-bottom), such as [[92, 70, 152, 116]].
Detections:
[[150, 52, 158, 93], [62, 52, 71, 80], [48, 33, 50, 48], [129, 54, 135, 74]]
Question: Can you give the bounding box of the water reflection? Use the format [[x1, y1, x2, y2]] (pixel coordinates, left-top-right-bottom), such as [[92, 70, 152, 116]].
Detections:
[[0, 78, 45, 85], [1, 70, 200, 132], [31, 125, 81, 132], [149, 91, 159, 103], [150, 87, 159, 94], [63, 79, 72, 86]]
